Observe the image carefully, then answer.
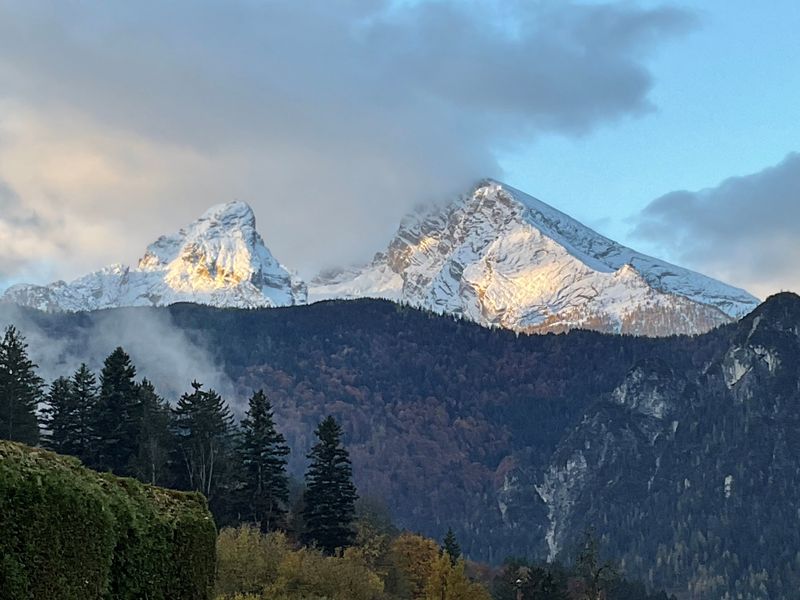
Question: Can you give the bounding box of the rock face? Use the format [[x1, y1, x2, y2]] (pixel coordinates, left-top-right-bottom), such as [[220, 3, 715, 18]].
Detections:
[[2, 201, 306, 311], [311, 180, 758, 335], [523, 293, 800, 598]]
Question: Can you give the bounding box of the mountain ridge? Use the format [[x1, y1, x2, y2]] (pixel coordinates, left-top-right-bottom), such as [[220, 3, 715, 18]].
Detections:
[[2, 180, 759, 335]]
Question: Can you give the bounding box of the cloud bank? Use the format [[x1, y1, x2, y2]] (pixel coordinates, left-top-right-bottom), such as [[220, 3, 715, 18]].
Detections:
[[0, 303, 236, 405], [633, 152, 800, 298], [0, 1, 694, 283]]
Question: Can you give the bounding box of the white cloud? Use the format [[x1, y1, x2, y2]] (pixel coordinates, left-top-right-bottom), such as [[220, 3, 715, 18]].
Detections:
[[0, 1, 695, 283]]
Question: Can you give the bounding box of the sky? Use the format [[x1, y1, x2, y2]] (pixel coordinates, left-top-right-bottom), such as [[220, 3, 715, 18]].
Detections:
[[0, 0, 798, 299]]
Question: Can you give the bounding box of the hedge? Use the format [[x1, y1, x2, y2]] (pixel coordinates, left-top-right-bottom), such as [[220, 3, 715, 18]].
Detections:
[[0, 441, 216, 600]]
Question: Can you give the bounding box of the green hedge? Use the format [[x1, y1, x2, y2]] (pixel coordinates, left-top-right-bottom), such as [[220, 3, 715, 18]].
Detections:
[[0, 441, 216, 600]]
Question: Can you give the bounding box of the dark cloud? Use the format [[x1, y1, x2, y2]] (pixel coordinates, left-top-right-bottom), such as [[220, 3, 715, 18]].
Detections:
[[633, 152, 800, 298], [0, 1, 695, 279]]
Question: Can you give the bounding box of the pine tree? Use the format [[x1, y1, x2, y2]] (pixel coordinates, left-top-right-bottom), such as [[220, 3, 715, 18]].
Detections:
[[42, 376, 74, 454], [238, 389, 290, 532], [0, 326, 43, 445], [132, 378, 172, 486], [69, 363, 99, 464], [442, 527, 462, 566], [303, 415, 358, 554], [172, 380, 235, 503], [93, 347, 140, 474]]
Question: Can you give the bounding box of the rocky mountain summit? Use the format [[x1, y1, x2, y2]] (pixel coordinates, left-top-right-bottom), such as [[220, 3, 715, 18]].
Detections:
[[2, 201, 306, 311], [311, 180, 759, 335]]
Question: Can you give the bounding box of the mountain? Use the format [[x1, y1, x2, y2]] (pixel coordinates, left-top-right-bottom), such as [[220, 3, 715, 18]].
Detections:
[[7, 293, 800, 598], [1, 201, 306, 311], [532, 292, 800, 598], [2, 181, 758, 336], [310, 180, 759, 335]]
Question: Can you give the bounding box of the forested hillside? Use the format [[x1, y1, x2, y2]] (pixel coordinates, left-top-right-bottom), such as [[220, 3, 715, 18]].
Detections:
[[3, 294, 800, 598]]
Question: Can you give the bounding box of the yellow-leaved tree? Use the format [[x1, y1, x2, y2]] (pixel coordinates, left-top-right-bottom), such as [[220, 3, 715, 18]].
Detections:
[[424, 552, 492, 600]]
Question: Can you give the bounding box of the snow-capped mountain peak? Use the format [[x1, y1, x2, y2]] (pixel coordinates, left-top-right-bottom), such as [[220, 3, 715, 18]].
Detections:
[[2, 200, 306, 312], [2, 181, 759, 335], [310, 180, 759, 335], [138, 200, 258, 270]]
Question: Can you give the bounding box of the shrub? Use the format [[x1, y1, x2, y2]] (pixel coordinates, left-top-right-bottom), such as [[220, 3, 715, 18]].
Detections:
[[215, 525, 384, 600], [266, 547, 383, 600], [0, 441, 216, 600], [215, 526, 289, 596]]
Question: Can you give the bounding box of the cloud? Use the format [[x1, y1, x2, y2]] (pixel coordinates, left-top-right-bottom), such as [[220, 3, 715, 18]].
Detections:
[[0, 178, 64, 285], [0, 303, 236, 405], [633, 152, 800, 298], [0, 1, 695, 281]]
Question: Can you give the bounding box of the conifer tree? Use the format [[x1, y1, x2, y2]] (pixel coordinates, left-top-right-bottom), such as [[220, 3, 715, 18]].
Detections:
[[442, 527, 462, 566], [303, 415, 358, 554], [0, 326, 43, 444], [172, 380, 235, 503], [238, 389, 290, 531], [69, 363, 99, 463], [133, 378, 172, 486], [42, 376, 74, 454], [93, 347, 140, 474]]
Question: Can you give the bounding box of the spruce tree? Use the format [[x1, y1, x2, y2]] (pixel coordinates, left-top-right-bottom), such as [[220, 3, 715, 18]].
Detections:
[[303, 415, 358, 554], [70, 363, 99, 464], [133, 378, 172, 486], [442, 527, 462, 565], [0, 326, 43, 444], [172, 380, 235, 503], [94, 347, 140, 474], [42, 376, 74, 454], [238, 389, 290, 532]]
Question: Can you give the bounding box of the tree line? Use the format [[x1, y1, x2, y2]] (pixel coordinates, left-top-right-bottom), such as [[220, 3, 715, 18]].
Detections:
[[0, 325, 357, 554]]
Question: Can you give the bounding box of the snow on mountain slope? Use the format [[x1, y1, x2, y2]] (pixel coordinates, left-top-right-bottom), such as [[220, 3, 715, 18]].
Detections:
[[310, 180, 759, 335], [2, 201, 306, 311], [2, 181, 758, 334]]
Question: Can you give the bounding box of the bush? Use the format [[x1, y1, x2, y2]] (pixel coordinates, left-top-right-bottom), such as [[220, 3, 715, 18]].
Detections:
[[216, 526, 289, 596], [266, 547, 383, 600], [215, 525, 384, 600], [0, 441, 216, 600]]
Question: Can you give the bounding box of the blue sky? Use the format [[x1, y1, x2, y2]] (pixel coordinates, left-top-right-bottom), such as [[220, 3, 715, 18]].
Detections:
[[502, 0, 800, 244], [0, 0, 798, 298]]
